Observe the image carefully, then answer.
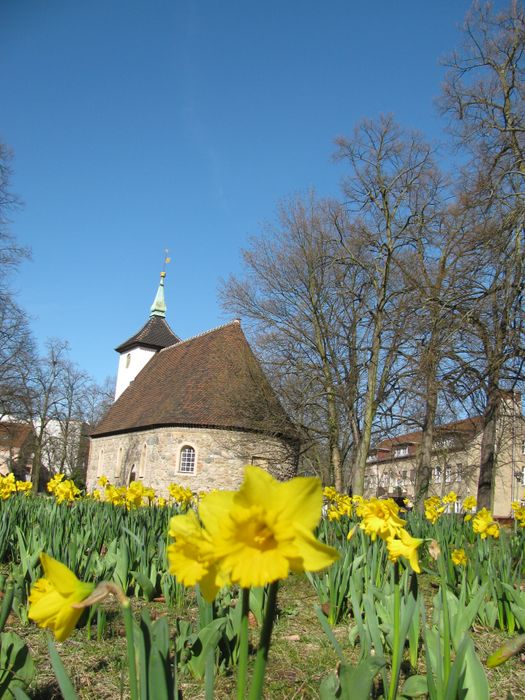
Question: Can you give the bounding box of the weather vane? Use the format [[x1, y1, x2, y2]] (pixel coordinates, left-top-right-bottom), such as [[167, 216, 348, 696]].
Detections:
[[161, 249, 171, 277]]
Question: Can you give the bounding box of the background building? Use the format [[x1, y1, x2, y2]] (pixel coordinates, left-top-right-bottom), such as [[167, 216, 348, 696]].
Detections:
[[365, 392, 525, 517]]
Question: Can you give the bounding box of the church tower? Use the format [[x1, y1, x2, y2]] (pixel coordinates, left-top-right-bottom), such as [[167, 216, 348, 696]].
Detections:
[[114, 272, 180, 400]]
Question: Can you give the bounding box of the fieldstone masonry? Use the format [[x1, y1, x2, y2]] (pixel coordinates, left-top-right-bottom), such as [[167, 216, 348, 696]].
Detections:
[[86, 425, 297, 494]]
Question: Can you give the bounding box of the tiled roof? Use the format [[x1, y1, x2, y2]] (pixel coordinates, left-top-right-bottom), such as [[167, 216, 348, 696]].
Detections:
[[93, 321, 296, 440], [115, 316, 180, 353], [369, 416, 484, 462], [0, 423, 34, 449]]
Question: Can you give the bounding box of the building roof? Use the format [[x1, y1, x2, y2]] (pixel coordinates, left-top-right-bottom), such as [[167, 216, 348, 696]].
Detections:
[[114, 315, 181, 353], [0, 422, 34, 450], [369, 416, 484, 462], [93, 321, 297, 440]]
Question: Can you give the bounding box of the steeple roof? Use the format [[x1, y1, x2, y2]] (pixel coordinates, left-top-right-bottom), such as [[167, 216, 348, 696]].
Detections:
[[115, 316, 180, 353], [115, 272, 181, 353], [150, 271, 167, 317]]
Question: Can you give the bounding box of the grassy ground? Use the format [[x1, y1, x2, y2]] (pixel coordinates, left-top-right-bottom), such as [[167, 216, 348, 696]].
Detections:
[[8, 574, 525, 699]]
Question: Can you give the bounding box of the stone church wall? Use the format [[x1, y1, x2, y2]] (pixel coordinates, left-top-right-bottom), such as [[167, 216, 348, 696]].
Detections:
[[86, 425, 297, 494]]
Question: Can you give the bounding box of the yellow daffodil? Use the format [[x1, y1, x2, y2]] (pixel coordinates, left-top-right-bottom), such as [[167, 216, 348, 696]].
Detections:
[[386, 529, 423, 573], [126, 481, 146, 509], [167, 509, 226, 600], [168, 467, 339, 599], [15, 480, 32, 495], [462, 495, 476, 511], [0, 473, 17, 500], [356, 498, 406, 541], [442, 491, 457, 504], [28, 553, 95, 641], [168, 483, 194, 510], [97, 475, 109, 487], [513, 505, 525, 527], [451, 548, 467, 566], [323, 486, 338, 500], [47, 473, 65, 495], [347, 525, 357, 541], [327, 505, 341, 521], [424, 496, 445, 524], [53, 479, 81, 504], [472, 507, 500, 539], [203, 467, 339, 589], [323, 487, 353, 519]]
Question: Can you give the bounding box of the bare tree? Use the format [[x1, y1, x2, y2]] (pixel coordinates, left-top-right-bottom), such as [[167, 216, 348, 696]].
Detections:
[[221, 194, 356, 489], [334, 115, 444, 495], [20, 340, 70, 492], [0, 143, 34, 420], [440, 0, 525, 509]]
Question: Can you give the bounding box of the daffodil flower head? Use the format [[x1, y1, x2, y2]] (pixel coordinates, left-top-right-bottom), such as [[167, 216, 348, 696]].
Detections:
[[167, 509, 227, 601], [356, 497, 406, 541], [462, 495, 476, 511], [442, 491, 457, 504], [0, 473, 17, 500], [472, 507, 500, 539], [386, 528, 423, 573], [451, 548, 467, 566], [199, 467, 339, 591], [28, 553, 95, 641]]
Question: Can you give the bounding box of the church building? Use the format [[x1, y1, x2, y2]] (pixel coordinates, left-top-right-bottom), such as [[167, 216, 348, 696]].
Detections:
[[86, 273, 298, 494]]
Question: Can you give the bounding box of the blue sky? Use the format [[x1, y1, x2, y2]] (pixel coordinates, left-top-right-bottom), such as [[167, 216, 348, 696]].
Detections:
[[0, 1, 499, 384]]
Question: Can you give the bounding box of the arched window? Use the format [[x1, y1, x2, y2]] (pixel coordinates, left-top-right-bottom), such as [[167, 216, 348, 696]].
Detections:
[[126, 353, 131, 368], [116, 446, 124, 480], [97, 449, 104, 477], [179, 446, 195, 474], [138, 444, 147, 479]]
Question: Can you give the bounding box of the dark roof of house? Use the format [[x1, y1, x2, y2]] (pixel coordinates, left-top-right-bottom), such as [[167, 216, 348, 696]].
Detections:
[[115, 316, 181, 353], [369, 416, 484, 462], [93, 321, 297, 440], [0, 423, 34, 449]]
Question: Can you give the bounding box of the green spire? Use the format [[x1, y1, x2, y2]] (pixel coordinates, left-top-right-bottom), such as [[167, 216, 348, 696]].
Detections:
[[150, 272, 167, 317]]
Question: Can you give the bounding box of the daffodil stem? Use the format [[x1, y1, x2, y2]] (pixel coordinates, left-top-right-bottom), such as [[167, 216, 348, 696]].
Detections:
[[237, 588, 250, 700], [438, 551, 451, 683], [248, 580, 279, 700], [122, 598, 139, 700], [387, 562, 401, 700]]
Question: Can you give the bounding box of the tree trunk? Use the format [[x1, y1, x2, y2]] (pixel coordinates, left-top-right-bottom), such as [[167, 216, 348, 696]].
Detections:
[[477, 384, 499, 510], [414, 384, 438, 512], [352, 321, 381, 495]]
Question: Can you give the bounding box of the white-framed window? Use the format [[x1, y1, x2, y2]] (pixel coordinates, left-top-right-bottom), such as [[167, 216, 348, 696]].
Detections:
[[436, 436, 454, 449], [444, 465, 452, 483], [432, 465, 442, 484], [126, 353, 131, 368], [394, 446, 409, 458], [522, 440, 525, 455], [179, 445, 196, 474], [455, 463, 463, 482]]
